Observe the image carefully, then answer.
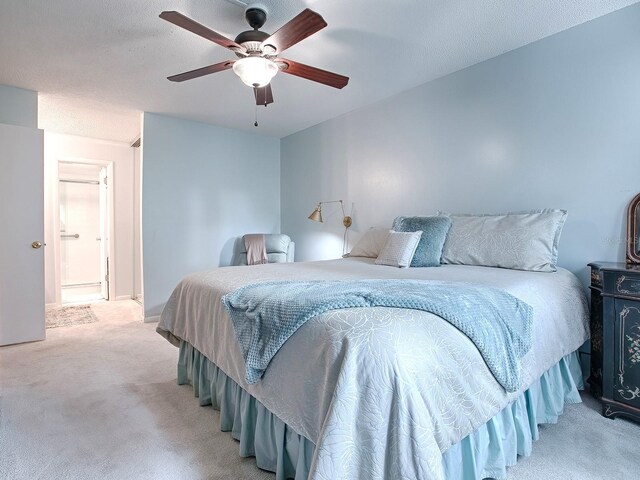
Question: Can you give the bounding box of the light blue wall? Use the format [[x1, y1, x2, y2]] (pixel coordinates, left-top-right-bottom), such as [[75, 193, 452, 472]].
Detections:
[[0, 84, 37, 128], [281, 4, 640, 285], [142, 112, 280, 318]]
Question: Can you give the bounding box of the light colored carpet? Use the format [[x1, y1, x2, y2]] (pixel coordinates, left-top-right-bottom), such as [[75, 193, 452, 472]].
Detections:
[[1, 300, 638, 479], [45, 304, 98, 329]]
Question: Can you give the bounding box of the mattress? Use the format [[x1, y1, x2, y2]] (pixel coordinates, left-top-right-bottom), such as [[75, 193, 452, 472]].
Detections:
[[157, 257, 589, 479]]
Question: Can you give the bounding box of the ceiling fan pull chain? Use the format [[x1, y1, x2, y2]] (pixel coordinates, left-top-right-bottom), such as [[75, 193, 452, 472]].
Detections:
[[254, 103, 259, 127]]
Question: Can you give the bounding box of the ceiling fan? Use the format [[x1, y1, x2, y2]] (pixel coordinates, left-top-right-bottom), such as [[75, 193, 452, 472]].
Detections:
[[160, 4, 349, 107]]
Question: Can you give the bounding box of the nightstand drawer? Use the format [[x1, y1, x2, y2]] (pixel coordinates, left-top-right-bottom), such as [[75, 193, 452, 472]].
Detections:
[[604, 272, 640, 298]]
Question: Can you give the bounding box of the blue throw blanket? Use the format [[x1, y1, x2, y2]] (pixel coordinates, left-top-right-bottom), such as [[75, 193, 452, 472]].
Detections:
[[222, 279, 533, 392]]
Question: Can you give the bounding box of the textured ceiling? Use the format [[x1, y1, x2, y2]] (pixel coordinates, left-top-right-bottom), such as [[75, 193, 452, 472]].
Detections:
[[1, 0, 638, 142]]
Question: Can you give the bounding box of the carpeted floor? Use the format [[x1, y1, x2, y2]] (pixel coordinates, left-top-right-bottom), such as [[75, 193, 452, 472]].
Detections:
[[1, 300, 638, 479]]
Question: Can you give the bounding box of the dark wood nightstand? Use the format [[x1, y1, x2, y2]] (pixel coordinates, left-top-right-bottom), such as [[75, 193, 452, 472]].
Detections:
[[588, 262, 640, 423]]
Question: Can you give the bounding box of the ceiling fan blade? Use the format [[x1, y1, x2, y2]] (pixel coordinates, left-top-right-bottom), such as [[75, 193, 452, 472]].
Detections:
[[261, 9, 327, 54], [160, 11, 244, 52], [254, 84, 274, 106], [167, 60, 235, 82], [277, 58, 349, 89]]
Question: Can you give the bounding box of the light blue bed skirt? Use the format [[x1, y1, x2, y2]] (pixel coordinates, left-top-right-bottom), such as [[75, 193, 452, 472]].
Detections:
[[177, 341, 584, 480]]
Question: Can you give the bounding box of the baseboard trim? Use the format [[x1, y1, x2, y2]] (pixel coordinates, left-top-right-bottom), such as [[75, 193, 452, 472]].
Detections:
[[115, 295, 132, 301], [144, 315, 160, 323]]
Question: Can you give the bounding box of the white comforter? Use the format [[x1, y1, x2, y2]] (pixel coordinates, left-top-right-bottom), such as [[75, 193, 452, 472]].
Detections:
[[157, 258, 589, 480]]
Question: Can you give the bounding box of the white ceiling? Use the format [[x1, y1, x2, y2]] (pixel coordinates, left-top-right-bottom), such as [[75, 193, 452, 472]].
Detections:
[[1, 0, 637, 142]]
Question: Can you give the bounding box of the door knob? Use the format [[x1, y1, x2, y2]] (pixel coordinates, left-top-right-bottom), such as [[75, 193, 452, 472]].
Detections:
[[31, 241, 43, 249]]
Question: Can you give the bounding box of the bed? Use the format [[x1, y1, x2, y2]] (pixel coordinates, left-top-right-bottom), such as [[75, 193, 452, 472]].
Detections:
[[157, 256, 589, 480]]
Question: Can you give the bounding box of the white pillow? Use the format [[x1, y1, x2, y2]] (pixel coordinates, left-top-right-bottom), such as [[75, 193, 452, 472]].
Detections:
[[348, 227, 390, 258], [439, 209, 567, 272], [375, 231, 423, 268]]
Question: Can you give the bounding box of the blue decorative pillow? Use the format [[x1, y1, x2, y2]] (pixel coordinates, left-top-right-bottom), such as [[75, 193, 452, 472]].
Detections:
[[392, 216, 452, 267]]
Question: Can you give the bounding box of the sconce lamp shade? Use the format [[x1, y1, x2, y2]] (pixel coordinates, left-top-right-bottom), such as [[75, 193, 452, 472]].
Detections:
[[308, 204, 323, 223]]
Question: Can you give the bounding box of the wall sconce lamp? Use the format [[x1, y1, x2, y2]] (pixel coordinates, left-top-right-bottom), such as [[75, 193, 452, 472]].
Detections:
[[308, 200, 352, 255]]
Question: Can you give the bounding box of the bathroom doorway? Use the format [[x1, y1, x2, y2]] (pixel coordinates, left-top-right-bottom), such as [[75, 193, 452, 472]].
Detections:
[[58, 161, 112, 304]]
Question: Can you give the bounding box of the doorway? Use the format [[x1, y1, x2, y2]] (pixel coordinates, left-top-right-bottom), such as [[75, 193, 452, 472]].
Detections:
[[58, 161, 111, 304]]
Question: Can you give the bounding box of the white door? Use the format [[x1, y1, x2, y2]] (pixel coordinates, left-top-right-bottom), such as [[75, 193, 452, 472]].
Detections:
[[0, 123, 45, 345], [58, 162, 104, 303]]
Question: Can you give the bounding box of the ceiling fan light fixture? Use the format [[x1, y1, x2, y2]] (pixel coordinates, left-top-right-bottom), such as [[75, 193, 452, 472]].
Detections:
[[232, 56, 278, 87]]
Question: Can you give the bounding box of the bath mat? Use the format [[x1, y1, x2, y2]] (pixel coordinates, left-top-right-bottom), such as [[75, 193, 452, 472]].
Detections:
[[45, 305, 98, 329]]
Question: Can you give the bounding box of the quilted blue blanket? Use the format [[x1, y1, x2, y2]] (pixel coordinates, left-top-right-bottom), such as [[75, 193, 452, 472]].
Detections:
[[222, 279, 533, 392]]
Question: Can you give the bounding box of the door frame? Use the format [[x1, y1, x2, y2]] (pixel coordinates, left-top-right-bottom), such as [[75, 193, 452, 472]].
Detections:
[[54, 156, 115, 304]]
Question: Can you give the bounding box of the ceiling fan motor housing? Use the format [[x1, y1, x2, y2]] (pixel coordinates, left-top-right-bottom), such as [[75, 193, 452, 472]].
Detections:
[[234, 29, 269, 47], [235, 6, 271, 55]]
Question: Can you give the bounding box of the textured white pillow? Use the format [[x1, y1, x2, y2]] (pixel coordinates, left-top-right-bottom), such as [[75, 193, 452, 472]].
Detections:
[[440, 209, 567, 272], [348, 227, 390, 258], [375, 230, 423, 268]]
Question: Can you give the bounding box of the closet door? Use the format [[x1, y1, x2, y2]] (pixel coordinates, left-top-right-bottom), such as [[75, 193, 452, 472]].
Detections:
[[0, 123, 45, 345]]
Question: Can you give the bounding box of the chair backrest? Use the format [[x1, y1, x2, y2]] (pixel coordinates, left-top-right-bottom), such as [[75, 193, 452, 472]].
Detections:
[[233, 234, 295, 265]]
